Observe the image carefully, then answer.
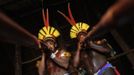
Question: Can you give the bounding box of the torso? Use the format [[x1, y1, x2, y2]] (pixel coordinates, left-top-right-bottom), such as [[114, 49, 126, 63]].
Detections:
[[46, 50, 70, 75], [78, 39, 117, 75], [47, 60, 67, 75], [79, 50, 107, 75], [91, 50, 107, 73]]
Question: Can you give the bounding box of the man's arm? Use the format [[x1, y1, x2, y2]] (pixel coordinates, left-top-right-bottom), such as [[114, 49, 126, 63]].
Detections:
[[89, 40, 113, 53], [50, 50, 71, 69], [86, 0, 134, 38], [73, 42, 81, 67], [40, 42, 69, 69], [36, 53, 45, 75]]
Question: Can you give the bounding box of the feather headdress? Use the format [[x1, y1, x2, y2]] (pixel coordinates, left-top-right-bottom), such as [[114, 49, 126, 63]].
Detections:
[[38, 9, 60, 41], [58, 3, 90, 39]]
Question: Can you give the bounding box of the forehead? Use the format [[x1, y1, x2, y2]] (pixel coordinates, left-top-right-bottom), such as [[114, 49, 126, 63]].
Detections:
[[78, 32, 87, 36], [46, 40, 55, 44], [77, 32, 86, 38], [43, 39, 56, 44]]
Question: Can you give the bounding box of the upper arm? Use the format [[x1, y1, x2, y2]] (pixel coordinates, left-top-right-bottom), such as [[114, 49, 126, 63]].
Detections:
[[36, 53, 45, 75], [89, 41, 111, 53]]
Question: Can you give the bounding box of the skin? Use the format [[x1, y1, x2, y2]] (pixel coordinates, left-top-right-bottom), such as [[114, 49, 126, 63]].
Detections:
[[73, 35, 94, 74], [84, 0, 134, 42], [37, 53, 45, 75], [45, 41, 55, 51], [78, 1, 134, 74], [37, 40, 70, 75], [73, 34, 116, 75]]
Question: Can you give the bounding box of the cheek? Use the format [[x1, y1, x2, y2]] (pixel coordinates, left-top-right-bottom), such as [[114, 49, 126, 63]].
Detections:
[[51, 45, 55, 48], [49, 44, 55, 49], [81, 37, 84, 40], [80, 37, 85, 41]]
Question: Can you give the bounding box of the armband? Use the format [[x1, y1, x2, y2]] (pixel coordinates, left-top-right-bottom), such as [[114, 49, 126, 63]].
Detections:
[[50, 53, 56, 59]]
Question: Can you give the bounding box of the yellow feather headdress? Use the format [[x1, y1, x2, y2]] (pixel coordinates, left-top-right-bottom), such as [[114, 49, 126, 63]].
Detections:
[[58, 3, 90, 39], [38, 9, 60, 40]]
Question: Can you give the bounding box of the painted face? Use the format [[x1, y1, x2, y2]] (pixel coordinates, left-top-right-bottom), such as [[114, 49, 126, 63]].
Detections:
[[45, 40, 56, 51], [79, 34, 86, 42], [78, 32, 87, 42]]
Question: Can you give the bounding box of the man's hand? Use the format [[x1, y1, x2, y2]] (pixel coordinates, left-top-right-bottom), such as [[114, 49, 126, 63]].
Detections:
[[40, 42, 54, 55], [79, 35, 90, 49], [77, 42, 82, 50]]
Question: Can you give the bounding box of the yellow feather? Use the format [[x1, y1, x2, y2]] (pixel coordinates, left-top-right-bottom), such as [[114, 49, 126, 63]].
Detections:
[[38, 26, 60, 40], [53, 29, 60, 37], [72, 25, 79, 32], [81, 23, 89, 30], [38, 33, 44, 40], [50, 27, 55, 34], [70, 31, 77, 38], [45, 34, 53, 38], [71, 29, 77, 33], [47, 26, 50, 34], [39, 29, 46, 36], [70, 22, 90, 39], [43, 27, 49, 34], [75, 24, 80, 31]]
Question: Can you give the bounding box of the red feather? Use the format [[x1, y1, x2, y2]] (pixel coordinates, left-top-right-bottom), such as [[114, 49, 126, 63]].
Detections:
[[46, 9, 49, 29], [68, 3, 76, 25], [57, 10, 74, 26], [42, 8, 49, 29]]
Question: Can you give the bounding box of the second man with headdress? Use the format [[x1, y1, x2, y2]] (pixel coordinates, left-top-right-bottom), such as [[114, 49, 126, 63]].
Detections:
[[58, 3, 120, 75]]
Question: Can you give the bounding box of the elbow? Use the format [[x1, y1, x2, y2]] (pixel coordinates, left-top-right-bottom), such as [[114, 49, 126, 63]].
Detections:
[[73, 61, 79, 68]]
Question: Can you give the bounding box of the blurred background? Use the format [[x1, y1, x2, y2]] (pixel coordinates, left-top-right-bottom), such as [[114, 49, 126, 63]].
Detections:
[[0, 0, 134, 75]]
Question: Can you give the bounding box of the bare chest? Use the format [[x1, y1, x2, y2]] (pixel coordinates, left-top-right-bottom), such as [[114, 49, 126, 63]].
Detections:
[[46, 58, 68, 75]]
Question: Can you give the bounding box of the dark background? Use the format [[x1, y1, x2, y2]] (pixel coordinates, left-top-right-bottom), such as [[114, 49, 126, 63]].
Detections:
[[0, 0, 134, 75]]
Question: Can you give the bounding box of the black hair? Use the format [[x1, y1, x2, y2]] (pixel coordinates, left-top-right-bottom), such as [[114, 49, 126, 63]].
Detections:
[[77, 32, 87, 40]]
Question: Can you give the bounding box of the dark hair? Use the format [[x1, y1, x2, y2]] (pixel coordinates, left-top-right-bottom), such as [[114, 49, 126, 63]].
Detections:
[[43, 37, 56, 43], [41, 37, 58, 48], [77, 32, 87, 40]]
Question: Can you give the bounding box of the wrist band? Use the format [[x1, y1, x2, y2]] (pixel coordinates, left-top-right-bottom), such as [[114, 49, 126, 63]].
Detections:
[[50, 53, 56, 59]]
